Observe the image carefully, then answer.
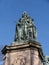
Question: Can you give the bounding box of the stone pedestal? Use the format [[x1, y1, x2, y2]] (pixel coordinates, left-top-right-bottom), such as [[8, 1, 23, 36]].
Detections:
[[2, 41, 44, 65]]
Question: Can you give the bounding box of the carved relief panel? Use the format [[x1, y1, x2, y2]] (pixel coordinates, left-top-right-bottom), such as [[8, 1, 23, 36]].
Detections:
[[10, 49, 30, 65]]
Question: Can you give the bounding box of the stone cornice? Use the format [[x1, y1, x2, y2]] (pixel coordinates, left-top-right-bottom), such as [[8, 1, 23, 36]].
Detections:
[[2, 41, 40, 54]]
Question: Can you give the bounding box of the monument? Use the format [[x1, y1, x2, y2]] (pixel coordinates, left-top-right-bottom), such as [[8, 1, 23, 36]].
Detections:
[[2, 12, 44, 65], [14, 12, 37, 44]]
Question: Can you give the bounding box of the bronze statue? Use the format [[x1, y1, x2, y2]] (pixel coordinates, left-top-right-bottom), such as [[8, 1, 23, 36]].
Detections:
[[14, 12, 37, 42]]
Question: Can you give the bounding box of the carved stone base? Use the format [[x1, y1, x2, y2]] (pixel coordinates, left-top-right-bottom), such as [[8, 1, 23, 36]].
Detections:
[[2, 41, 44, 65]]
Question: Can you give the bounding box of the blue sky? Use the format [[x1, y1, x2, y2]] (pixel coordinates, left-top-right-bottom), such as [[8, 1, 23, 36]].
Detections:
[[0, 0, 49, 63]]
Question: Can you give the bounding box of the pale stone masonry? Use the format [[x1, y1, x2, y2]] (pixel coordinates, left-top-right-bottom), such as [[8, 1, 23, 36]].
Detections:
[[2, 41, 44, 65]]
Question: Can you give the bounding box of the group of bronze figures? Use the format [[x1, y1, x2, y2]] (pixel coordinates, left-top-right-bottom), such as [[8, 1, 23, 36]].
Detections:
[[14, 12, 37, 42]]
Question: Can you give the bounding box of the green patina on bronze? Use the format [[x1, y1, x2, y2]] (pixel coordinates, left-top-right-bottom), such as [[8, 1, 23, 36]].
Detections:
[[14, 12, 37, 42]]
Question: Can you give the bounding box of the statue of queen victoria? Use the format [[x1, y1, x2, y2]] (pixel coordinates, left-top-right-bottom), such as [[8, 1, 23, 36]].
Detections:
[[14, 12, 37, 42]]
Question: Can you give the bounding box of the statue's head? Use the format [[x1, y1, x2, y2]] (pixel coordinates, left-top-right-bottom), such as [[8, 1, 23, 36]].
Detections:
[[22, 11, 28, 18]]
